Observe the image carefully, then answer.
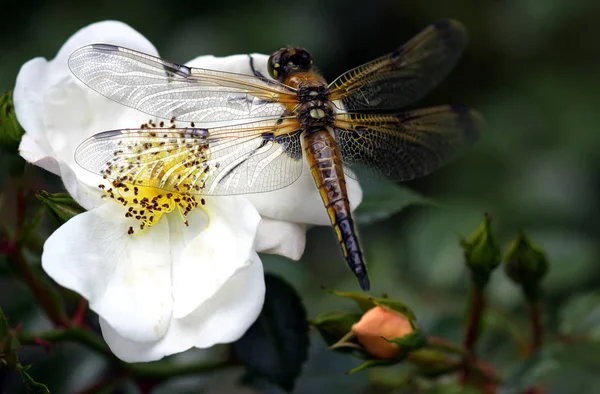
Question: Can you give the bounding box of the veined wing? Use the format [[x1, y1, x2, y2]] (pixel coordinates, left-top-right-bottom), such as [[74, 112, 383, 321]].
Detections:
[[75, 119, 304, 195], [334, 105, 484, 181], [69, 44, 298, 123], [329, 20, 467, 112]]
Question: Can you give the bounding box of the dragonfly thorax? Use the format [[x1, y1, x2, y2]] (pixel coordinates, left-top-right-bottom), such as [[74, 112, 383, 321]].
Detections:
[[297, 96, 335, 128]]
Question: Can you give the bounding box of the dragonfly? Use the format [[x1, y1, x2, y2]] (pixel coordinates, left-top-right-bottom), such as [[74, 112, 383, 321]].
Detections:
[[68, 19, 484, 291]]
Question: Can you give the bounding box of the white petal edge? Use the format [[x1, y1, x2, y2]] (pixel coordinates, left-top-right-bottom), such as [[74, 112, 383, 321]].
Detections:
[[14, 57, 53, 155], [18, 134, 60, 175], [255, 218, 306, 261], [99, 252, 265, 362], [42, 21, 160, 177], [171, 196, 261, 318], [57, 160, 106, 211], [186, 53, 269, 75], [42, 202, 173, 342]]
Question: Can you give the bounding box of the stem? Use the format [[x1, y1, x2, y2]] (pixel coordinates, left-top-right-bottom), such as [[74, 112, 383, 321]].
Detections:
[[5, 187, 70, 327], [528, 299, 543, 354], [408, 352, 501, 384], [427, 336, 468, 356], [11, 248, 70, 327], [19, 328, 113, 358], [18, 328, 232, 379], [461, 282, 485, 384]]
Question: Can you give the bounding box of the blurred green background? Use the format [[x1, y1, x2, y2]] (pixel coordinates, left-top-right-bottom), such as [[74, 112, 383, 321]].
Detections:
[[2, 0, 600, 393]]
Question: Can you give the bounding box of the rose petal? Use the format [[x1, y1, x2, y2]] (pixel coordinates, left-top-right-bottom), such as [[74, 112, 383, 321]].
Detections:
[[57, 160, 105, 211], [42, 202, 173, 342], [14, 20, 160, 200], [99, 253, 265, 362], [186, 53, 269, 75], [246, 163, 364, 226], [255, 217, 306, 261], [171, 196, 261, 318], [42, 21, 159, 174], [18, 134, 60, 175]]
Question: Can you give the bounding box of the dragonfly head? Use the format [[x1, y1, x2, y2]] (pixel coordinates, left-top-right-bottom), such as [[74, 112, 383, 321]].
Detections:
[[268, 47, 314, 81]]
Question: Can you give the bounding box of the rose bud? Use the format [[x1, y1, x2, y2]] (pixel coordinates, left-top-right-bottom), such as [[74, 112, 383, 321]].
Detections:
[[351, 305, 415, 359]]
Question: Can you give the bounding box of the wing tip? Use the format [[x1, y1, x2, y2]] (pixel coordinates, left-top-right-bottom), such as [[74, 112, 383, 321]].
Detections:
[[432, 19, 468, 51], [450, 104, 485, 142], [434, 19, 466, 33]]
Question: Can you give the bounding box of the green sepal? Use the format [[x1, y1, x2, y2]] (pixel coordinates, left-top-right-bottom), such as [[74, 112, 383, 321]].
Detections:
[[311, 311, 362, 346], [381, 329, 428, 355], [36, 191, 86, 225], [326, 289, 417, 322], [347, 359, 396, 375]]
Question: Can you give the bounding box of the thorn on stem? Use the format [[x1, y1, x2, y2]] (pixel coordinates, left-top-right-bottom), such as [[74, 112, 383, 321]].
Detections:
[[72, 298, 89, 326], [33, 337, 53, 352]]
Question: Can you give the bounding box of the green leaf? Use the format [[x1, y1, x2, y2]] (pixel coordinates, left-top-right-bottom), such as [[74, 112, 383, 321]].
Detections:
[[500, 346, 561, 394], [18, 207, 45, 244], [19, 366, 50, 394], [36, 191, 85, 225], [354, 181, 432, 226], [0, 309, 49, 393], [233, 273, 309, 392], [0, 90, 24, 151], [559, 291, 600, 336], [0, 306, 8, 340]]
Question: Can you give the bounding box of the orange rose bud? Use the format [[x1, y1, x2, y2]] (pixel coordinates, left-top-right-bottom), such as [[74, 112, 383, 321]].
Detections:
[[351, 306, 414, 359]]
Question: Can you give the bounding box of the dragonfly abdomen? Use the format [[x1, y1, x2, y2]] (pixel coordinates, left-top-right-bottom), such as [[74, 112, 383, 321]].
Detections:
[[303, 128, 370, 291]]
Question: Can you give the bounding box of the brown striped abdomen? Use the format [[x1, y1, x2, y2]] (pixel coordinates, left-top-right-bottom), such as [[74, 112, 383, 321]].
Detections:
[[302, 128, 370, 290]]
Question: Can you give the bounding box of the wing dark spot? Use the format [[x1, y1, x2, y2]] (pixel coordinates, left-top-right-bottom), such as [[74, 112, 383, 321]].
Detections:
[[187, 128, 209, 138], [94, 130, 124, 139], [92, 43, 119, 51], [172, 64, 191, 78]]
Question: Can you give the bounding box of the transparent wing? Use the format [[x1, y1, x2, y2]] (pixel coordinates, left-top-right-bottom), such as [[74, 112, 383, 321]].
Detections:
[[329, 20, 467, 112], [75, 119, 304, 195], [334, 105, 484, 181], [68, 44, 298, 123]]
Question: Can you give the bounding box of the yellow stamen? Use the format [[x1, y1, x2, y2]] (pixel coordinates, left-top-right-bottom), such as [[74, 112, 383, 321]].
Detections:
[[98, 121, 211, 234], [102, 181, 199, 234]]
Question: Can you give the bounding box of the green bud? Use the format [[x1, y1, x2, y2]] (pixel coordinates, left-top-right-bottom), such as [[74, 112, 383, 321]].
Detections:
[[461, 213, 501, 288], [36, 191, 86, 225], [504, 232, 548, 299], [0, 90, 24, 152]]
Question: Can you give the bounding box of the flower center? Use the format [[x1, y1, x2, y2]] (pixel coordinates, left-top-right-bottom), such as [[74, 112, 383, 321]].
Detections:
[[101, 182, 206, 234], [98, 119, 210, 234]]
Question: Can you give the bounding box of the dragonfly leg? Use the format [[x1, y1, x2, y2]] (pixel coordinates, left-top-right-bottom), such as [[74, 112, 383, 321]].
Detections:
[[248, 54, 267, 79], [248, 55, 280, 88]]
